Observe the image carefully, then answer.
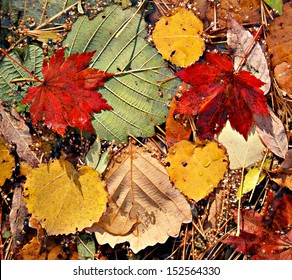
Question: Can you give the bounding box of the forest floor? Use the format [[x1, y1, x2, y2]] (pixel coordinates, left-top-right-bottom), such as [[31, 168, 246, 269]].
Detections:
[[0, 0, 291, 260]]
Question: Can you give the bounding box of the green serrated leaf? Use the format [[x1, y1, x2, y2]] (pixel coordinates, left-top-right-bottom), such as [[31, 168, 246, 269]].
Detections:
[[263, 0, 283, 15], [0, 45, 43, 104], [77, 233, 96, 260], [63, 5, 179, 143]]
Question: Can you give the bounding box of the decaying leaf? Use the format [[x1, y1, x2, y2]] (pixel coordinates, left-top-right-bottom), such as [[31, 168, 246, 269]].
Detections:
[[218, 121, 265, 169], [23, 159, 107, 235], [152, 7, 205, 67], [14, 236, 78, 260], [9, 187, 29, 248], [0, 104, 40, 167], [274, 62, 292, 96], [165, 83, 192, 147], [269, 150, 292, 190], [25, 29, 61, 44], [227, 17, 271, 94], [223, 192, 292, 259], [206, 0, 261, 28], [254, 107, 288, 158], [266, 2, 292, 95], [88, 144, 192, 253], [166, 140, 228, 201], [0, 138, 15, 186]]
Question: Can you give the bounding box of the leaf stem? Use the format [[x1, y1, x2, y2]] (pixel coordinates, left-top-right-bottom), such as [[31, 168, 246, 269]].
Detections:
[[234, 25, 263, 74], [114, 66, 168, 76], [0, 48, 43, 83], [236, 167, 245, 236]]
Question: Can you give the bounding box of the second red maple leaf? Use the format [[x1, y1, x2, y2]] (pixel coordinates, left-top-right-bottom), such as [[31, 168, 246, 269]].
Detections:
[[22, 48, 114, 135], [175, 52, 269, 140]]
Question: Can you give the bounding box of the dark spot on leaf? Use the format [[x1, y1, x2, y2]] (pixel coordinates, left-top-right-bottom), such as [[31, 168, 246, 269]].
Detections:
[[182, 161, 188, 167], [165, 162, 171, 167], [170, 50, 176, 57]]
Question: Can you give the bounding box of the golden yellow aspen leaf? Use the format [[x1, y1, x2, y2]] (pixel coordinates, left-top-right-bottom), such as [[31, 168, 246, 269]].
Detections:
[[0, 141, 15, 186], [23, 159, 107, 235], [166, 140, 228, 201], [152, 7, 205, 67]]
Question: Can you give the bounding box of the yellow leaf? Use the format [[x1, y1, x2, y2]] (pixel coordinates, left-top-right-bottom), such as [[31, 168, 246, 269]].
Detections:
[[152, 7, 205, 67], [23, 159, 107, 235], [88, 144, 192, 253], [166, 140, 228, 201], [0, 140, 15, 186], [237, 158, 272, 199]]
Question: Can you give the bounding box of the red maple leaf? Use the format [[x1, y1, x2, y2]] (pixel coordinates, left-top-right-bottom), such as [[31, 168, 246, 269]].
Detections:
[[222, 191, 292, 260], [22, 48, 113, 135], [175, 52, 269, 139]]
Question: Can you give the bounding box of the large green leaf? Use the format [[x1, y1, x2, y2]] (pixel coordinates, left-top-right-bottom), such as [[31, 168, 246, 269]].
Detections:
[[3, 0, 76, 24], [64, 5, 179, 142], [0, 45, 43, 104]]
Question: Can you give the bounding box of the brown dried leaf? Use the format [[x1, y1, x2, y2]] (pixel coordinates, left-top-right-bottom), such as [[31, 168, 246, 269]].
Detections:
[[0, 104, 40, 166], [9, 187, 28, 248], [206, 0, 261, 29], [207, 188, 224, 229], [227, 17, 271, 94], [270, 150, 292, 190], [88, 144, 192, 253], [274, 62, 292, 96], [266, 2, 292, 95], [14, 236, 78, 260], [254, 107, 288, 158], [266, 2, 292, 68]]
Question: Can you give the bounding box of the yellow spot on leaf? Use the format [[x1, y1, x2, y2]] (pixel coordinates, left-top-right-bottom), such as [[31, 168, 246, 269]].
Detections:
[[152, 7, 205, 67], [166, 140, 228, 201]]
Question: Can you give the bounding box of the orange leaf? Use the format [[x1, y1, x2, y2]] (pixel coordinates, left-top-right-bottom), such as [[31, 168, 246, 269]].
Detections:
[[165, 82, 191, 147]]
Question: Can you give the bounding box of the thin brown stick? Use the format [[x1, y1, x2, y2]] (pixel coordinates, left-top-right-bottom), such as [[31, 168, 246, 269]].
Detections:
[[234, 25, 263, 74]]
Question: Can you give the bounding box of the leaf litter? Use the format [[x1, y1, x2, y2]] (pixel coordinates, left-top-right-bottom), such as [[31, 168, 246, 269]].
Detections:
[[0, 0, 291, 260]]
